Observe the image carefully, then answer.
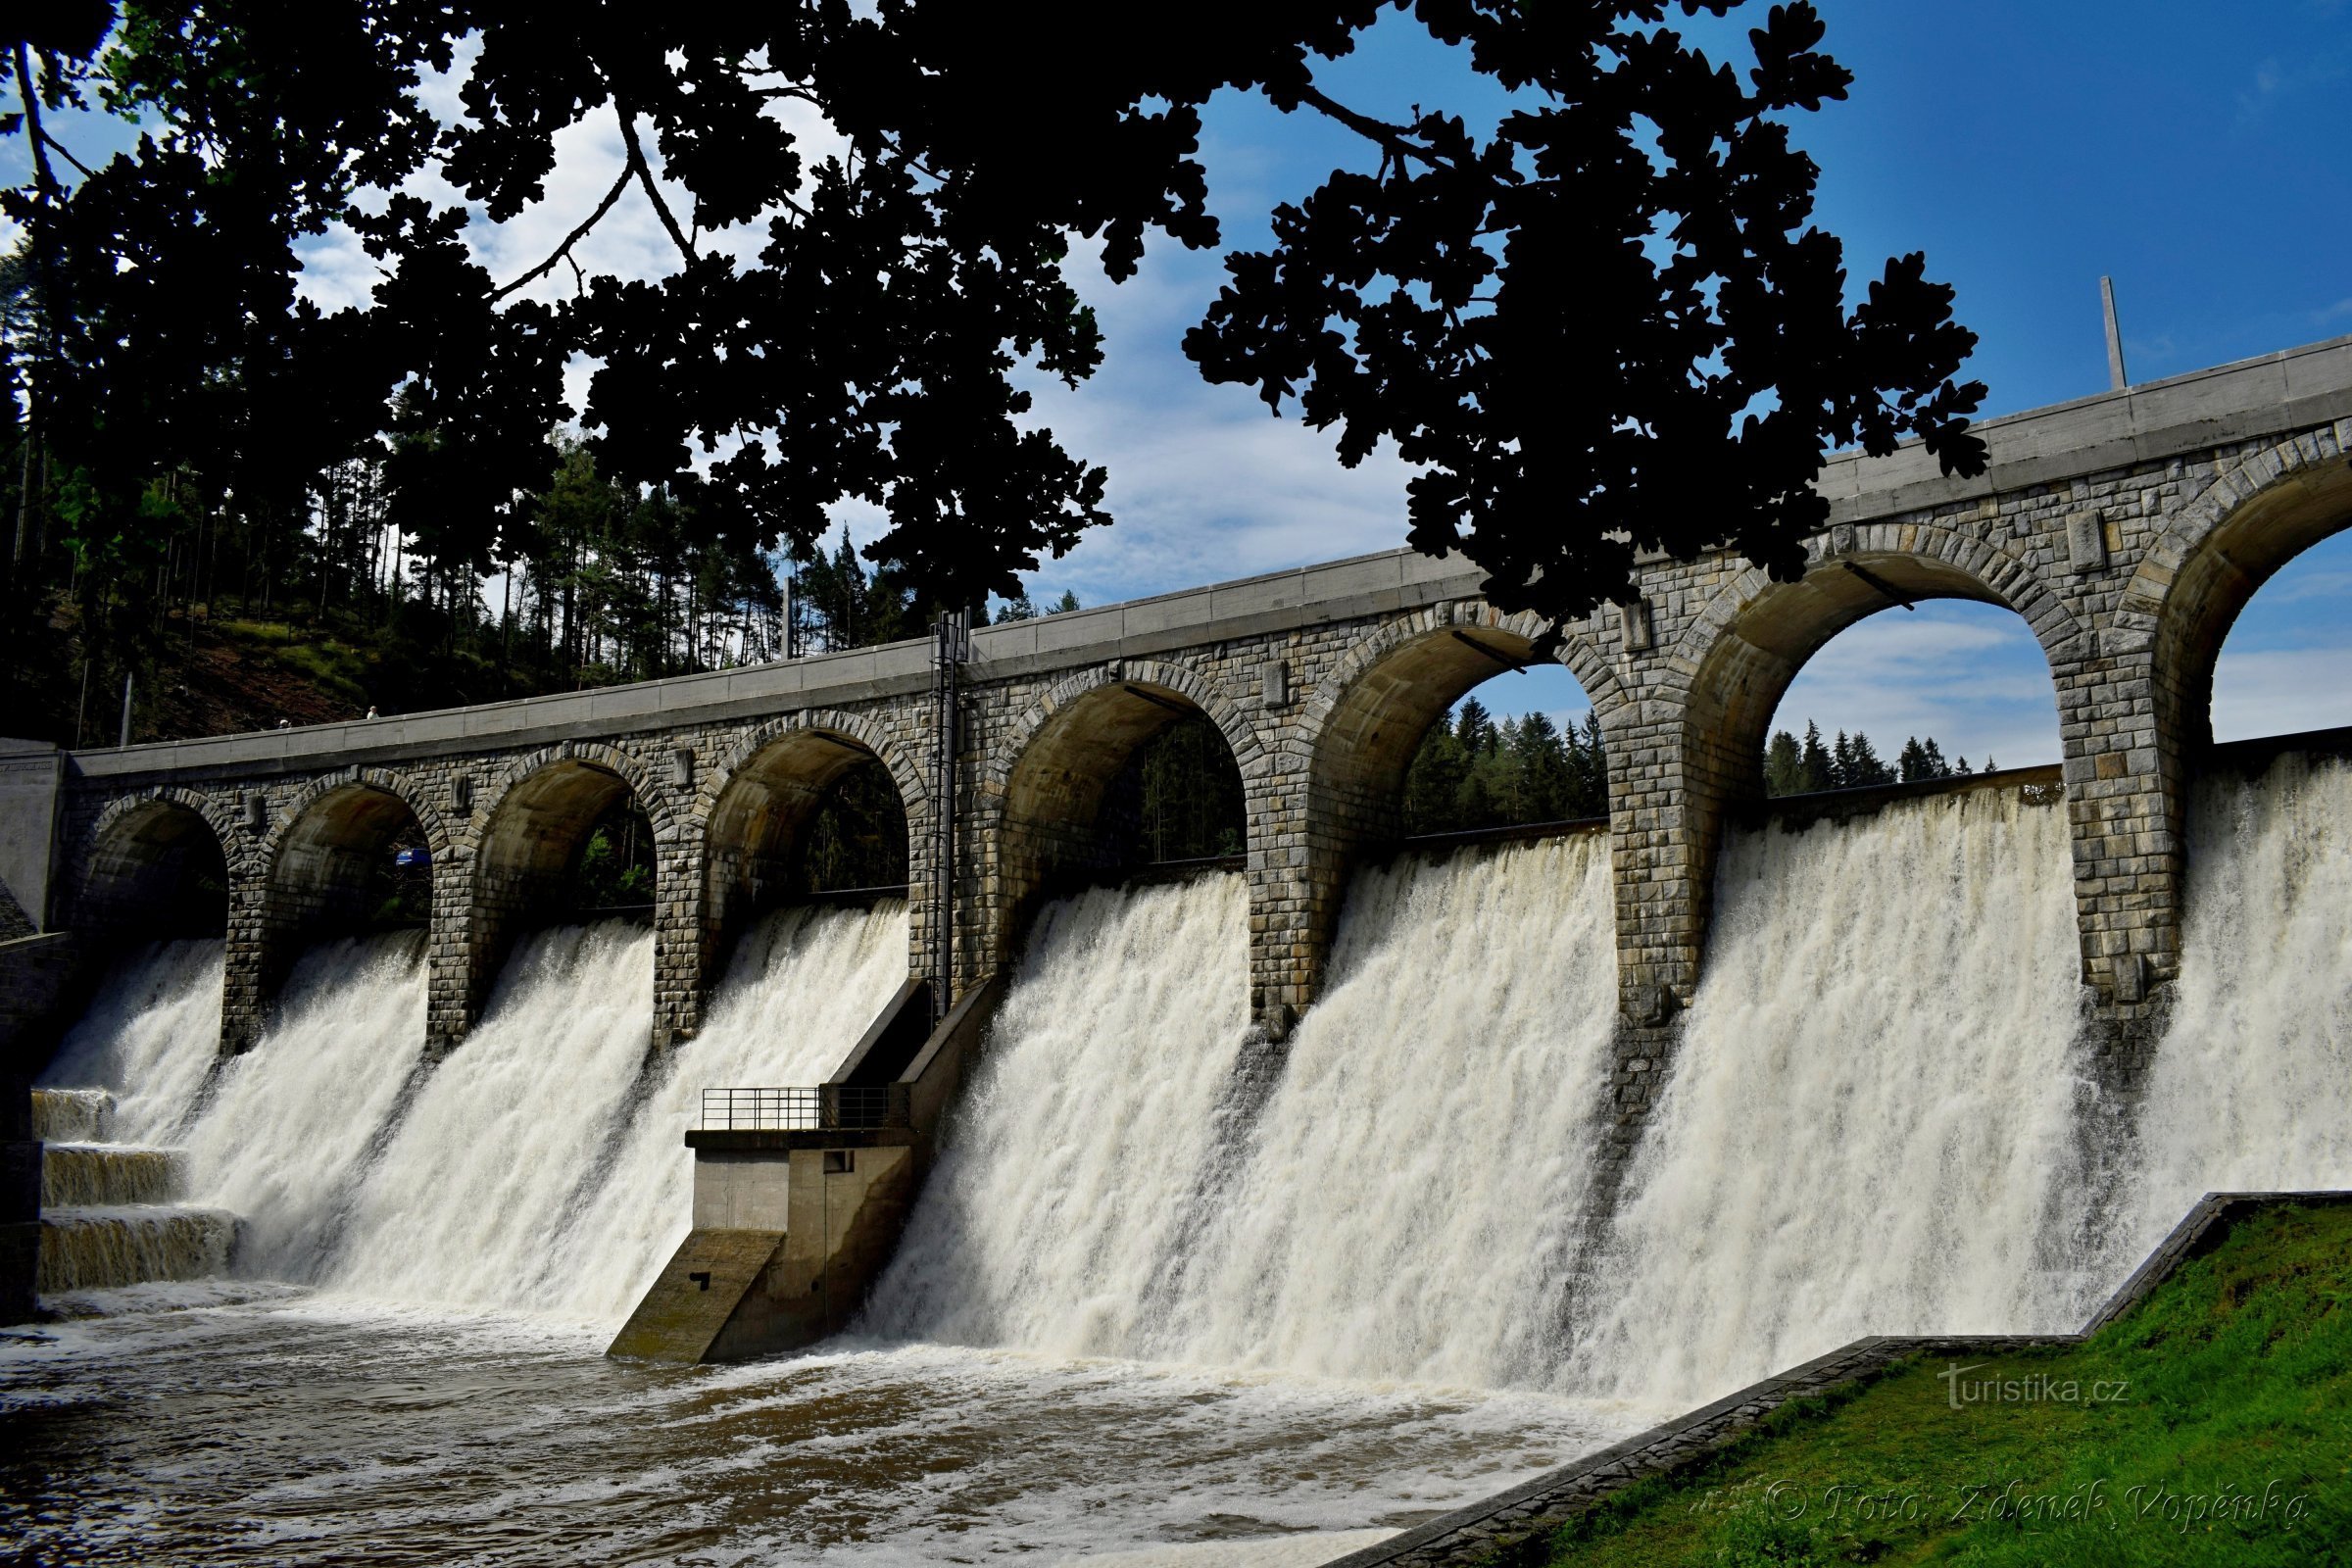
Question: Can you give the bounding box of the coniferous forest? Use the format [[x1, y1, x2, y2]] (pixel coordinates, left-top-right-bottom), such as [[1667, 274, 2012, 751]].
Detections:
[[1395, 697, 1993, 838]]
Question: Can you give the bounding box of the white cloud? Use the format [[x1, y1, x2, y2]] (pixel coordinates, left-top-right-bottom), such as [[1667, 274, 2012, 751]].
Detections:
[[1770, 603, 2063, 767], [2213, 647, 2352, 742]]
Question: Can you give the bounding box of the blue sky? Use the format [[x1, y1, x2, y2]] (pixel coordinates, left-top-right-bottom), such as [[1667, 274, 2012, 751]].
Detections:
[[1015, 0, 2352, 760], [10, 5, 2350, 758]]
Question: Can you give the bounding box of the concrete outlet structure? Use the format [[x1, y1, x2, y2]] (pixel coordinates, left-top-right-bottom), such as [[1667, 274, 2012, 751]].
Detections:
[[6, 334, 2352, 1333]]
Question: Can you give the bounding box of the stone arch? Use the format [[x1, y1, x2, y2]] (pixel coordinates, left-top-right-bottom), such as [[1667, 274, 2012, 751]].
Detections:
[[693, 710, 928, 985], [249, 770, 446, 1010], [2118, 433, 2352, 755], [1630, 527, 2077, 1008], [73, 787, 237, 938], [465, 746, 666, 1022], [1272, 602, 1615, 1025], [980, 659, 1266, 806], [467, 738, 679, 853], [264, 765, 453, 864], [695, 709, 929, 831], [1298, 599, 1620, 843], [216, 770, 449, 1053], [975, 659, 1263, 965], [1668, 526, 2080, 794]]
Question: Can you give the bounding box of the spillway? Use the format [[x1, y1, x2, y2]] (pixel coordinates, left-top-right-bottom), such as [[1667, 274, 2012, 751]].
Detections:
[[863, 875, 1257, 1352], [41, 939, 226, 1146], [186, 931, 429, 1281], [1570, 785, 2092, 1402], [2128, 755, 2352, 1242], [35, 942, 236, 1297], [538, 900, 913, 1321], [21, 760, 2352, 1561]]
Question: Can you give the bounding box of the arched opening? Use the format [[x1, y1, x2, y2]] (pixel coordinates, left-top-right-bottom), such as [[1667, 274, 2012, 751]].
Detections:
[[1311, 622, 1600, 864], [993, 680, 1248, 960], [1688, 552, 2059, 820], [271, 785, 431, 937], [472, 760, 655, 1006], [2173, 462, 2352, 751], [704, 729, 912, 973], [1758, 601, 2062, 795], [257, 783, 431, 1016], [79, 799, 229, 939], [1297, 617, 1604, 1032]]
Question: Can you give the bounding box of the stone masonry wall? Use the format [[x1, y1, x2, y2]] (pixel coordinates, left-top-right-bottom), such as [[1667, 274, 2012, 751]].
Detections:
[[36, 406, 2352, 1138]]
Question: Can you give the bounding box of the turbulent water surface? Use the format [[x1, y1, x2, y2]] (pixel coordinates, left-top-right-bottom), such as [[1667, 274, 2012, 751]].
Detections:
[[13, 763, 2352, 1562]]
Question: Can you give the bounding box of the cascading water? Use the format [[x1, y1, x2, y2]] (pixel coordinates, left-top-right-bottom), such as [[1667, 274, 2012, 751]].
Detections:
[[317, 919, 660, 1312], [40, 1145, 181, 1206], [2128, 754, 2352, 1241], [180, 931, 429, 1280], [864, 876, 1256, 1353], [35, 942, 236, 1296], [869, 835, 1625, 1392], [40, 939, 225, 1145], [538, 901, 912, 1321], [1568, 783, 2092, 1404], [30, 760, 2352, 1562], [1143, 834, 1620, 1386]]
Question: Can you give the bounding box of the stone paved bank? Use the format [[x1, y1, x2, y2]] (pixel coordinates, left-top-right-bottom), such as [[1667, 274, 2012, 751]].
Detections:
[[2, 335, 2348, 1110], [1319, 1192, 2352, 1567]]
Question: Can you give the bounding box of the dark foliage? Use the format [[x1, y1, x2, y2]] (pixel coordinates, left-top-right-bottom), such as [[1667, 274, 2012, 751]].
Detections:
[[1763, 716, 1978, 795], [1105, 713, 1249, 863], [565, 796, 656, 912], [797, 759, 910, 894], [4, 1, 1984, 735], [1403, 696, 1607, 834]]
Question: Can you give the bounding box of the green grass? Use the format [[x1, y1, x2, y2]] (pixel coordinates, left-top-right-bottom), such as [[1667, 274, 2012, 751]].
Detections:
[[1498, 1204, 2352, 1567]]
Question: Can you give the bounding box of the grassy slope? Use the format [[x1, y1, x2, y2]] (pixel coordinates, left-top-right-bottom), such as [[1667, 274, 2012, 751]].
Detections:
[[1501, 1204, 2352, 1567]]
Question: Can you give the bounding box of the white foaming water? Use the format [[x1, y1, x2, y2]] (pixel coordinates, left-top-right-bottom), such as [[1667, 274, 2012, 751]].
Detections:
[[182, 932, 427, 1280], [864, 875, 1255, 1353], [540, 902, 911, 1321], [319, 920, 657, 1314], [2129, 755, 2352, 1240], [1155, 836, 1620, 1387], [1572, 785, 2090, 1404], [39, 940, 224, 1143]]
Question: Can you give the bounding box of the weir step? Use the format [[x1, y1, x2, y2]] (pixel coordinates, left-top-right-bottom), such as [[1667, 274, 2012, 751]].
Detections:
[[31, 1090, 114, 1144], [43, 1145, 185, 1207], [607, 1228, 790, 1363], [38, 1206, 236, 1293]]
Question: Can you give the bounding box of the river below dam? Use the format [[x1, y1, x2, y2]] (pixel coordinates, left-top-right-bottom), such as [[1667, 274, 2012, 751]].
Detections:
[[9, 759, 2352, 1563]]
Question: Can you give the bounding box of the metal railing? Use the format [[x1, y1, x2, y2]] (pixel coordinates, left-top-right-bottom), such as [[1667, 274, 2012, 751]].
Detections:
[[700, 1085, 909, 1131]]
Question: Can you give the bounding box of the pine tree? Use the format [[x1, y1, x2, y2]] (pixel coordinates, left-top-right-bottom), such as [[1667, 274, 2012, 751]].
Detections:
[[1844, 730, 1891, 787], [1511, 710, 1572, 821], [1053, 589, 1081, 613], [1573, 710, 1608, 817], [1764, 729, 1806, 797], [1456, 696, 1497, 754], [1800, 721, 1833, 792]]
